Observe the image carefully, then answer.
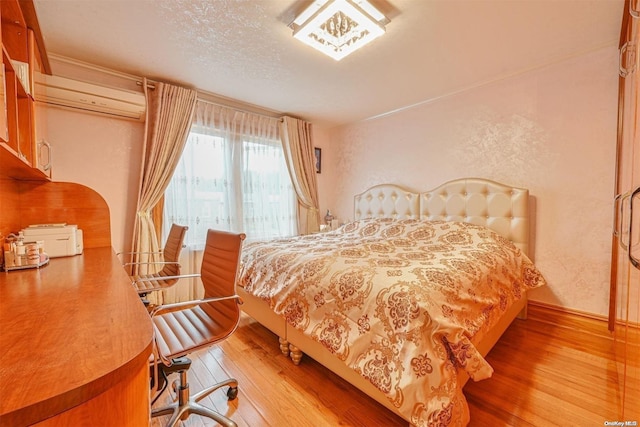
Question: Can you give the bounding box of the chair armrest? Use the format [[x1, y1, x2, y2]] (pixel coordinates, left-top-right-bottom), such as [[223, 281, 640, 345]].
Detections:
[[123, 261, 180, 268], [133, 273, 200, 283], [117, 250, 165, 266], [150, 294, 242, 318], [116, 251, 164, 256], [117, 250, 163, 262]]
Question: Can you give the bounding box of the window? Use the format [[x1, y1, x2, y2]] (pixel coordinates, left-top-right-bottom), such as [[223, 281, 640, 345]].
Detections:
[[163, 103, 297, 248]]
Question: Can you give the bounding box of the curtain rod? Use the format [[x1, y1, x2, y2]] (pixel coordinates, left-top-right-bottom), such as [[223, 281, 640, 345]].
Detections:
[[196, 97, 284, 121], [136, 80, 285, 121]]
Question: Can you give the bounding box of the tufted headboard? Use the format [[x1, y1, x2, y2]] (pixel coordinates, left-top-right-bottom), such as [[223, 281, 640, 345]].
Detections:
[[353, 178, 530, 255]]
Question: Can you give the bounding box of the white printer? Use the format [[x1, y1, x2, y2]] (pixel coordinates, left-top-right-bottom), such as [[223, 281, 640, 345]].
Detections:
[[22, 224, 84, 258]]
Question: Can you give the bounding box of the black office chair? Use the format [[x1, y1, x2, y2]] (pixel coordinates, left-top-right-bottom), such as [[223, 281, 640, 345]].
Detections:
[[149, 229, 246, 427]]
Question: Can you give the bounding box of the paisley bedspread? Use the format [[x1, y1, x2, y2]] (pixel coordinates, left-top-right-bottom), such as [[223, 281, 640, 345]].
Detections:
[[238, 218, 546, 426]]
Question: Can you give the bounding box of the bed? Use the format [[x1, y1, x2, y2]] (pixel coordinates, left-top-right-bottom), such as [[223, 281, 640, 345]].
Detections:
[[236, 178, 546, 426]]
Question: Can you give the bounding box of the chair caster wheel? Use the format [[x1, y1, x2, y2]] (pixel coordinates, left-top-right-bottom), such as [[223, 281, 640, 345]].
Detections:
[[227, 386, 238, 400]]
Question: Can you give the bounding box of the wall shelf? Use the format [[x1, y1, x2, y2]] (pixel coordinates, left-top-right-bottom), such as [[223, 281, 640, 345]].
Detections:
[[0, 142, 47, 180], [0, 0, 50, 182]]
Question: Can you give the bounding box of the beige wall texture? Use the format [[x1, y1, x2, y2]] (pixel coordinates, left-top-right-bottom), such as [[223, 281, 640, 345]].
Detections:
[[43, 45, 617, 317], [36, 103, 144, 254], [315, 46, 618, 317]]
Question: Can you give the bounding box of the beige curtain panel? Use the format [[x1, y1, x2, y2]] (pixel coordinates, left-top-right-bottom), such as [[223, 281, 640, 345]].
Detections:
[[131, 78, 197, 276], [280, 116, 320, 234]]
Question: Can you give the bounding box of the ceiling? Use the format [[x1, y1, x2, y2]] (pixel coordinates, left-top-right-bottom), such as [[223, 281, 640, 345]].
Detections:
[[33, 0, 624, 127]]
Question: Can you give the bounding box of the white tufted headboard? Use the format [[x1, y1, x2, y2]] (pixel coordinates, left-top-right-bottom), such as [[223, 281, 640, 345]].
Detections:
[[353, 178, 530, 255]]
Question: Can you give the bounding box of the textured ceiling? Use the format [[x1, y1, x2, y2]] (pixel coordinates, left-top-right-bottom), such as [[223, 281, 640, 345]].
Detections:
[[33, 0, 624, 127]]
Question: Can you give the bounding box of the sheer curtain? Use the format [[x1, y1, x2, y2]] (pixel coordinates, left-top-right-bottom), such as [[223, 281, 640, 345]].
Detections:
[[162, 100, 297, 302]]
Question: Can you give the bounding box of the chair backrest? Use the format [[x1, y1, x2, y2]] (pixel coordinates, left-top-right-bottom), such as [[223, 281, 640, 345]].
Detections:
[[159, 224, 188, 277], [200, 229, 246, 335]]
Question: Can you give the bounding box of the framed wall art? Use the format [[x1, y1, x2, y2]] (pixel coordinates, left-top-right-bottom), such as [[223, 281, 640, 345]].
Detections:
[[314, 147, 321, 173]]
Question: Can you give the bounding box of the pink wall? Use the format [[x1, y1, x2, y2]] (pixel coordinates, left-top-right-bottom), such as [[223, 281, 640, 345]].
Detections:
[[42, 45, 619, 317], [36, 104, 144, 253], [316, 47, 619, 317], [312, 125, 333, 224], [33, 58, 146, 254]]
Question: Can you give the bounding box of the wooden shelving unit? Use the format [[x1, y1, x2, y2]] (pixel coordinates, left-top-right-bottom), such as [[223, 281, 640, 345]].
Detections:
[[0, 0, 51, 181]]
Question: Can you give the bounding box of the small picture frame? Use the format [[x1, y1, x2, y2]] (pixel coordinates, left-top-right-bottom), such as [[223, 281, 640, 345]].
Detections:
[[314, 147, 322, 174]]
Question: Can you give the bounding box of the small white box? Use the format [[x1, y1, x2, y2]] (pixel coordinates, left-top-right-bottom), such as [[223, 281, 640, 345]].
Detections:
[[22, 224, 84, 258]]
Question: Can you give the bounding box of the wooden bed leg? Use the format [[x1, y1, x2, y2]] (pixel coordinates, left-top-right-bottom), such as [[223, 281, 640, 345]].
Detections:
[[278, 337, 290, 357], [289, 345, 303, 365], [517, 303, 528, 320]]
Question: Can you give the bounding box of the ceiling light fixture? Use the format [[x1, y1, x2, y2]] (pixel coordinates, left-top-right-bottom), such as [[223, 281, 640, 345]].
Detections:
[[290, 0, 388, 61]]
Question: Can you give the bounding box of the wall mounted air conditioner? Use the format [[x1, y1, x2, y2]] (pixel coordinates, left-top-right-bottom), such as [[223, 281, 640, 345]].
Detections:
[[34, 74, 146, 121]]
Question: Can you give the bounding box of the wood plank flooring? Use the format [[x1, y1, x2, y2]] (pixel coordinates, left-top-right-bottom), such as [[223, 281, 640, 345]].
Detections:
[[150, 304, 638, 426]]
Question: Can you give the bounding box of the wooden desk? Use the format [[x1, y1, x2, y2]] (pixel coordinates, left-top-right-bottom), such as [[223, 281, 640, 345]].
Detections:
[[0, 247, 154, 426]]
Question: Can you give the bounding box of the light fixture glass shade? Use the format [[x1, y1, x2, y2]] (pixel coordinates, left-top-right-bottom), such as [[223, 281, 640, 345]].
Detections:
[[291, 0, 387, 61]]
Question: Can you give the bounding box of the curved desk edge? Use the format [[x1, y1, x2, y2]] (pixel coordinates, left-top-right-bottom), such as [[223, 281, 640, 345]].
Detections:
[[0, 247, 154, 426]]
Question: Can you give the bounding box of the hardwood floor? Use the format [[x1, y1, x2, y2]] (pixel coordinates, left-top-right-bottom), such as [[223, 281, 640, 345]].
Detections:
[[150, 304, 637, 426]]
